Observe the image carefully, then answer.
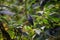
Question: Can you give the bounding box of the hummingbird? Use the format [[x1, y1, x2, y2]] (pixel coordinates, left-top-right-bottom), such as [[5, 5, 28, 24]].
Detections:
[[27, 15, 34, 25]]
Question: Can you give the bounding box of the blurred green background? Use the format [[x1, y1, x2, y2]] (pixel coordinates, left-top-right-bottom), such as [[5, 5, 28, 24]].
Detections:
[[0, 0, 60, 40]]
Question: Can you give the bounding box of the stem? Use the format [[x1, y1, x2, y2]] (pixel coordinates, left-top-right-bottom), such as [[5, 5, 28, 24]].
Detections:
[[25, 0, 28, 18]]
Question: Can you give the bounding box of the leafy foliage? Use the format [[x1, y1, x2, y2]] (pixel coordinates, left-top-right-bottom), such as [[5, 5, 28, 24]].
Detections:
[[0, 0, 60, 40]]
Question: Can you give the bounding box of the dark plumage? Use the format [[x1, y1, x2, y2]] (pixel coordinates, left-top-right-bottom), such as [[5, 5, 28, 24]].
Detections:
[[28, 15, 34, 25]]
